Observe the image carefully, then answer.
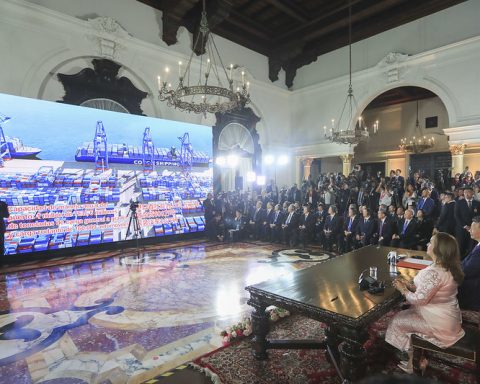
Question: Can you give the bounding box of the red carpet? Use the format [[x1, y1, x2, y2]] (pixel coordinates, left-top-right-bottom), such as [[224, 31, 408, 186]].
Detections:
[[192, 312, 477, 384]]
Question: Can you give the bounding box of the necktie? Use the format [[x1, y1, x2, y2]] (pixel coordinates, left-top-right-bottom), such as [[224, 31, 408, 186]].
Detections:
[[275, 211, 279, 222], [379, 220, 383, 235], [364, 218, 367, 224], [468, 200, 472, 209], [402, 220, 409, 235], [286, 213, 292, 224], [348, 218, 352, 231]]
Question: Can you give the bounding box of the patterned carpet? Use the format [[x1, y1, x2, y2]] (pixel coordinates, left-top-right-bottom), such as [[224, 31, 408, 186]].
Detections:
[[192, 311, 478, 384]]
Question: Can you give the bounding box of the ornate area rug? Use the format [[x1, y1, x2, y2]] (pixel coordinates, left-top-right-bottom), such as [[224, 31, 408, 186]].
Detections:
[[192, 313, 478, 384]]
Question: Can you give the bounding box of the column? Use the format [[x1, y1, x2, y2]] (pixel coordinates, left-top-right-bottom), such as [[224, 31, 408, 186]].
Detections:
[[340, 154, 353, 176], [295, 156, 302, 186], [450, 144, 466, 175], [303, 158, 314, 181]]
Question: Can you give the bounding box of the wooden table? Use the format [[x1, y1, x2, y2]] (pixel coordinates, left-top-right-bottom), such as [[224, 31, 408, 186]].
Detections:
[[245, 245, 425, 382]]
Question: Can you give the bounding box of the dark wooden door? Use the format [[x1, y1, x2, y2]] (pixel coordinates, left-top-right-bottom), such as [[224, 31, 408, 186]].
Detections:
[[409, 152, 452, 180]]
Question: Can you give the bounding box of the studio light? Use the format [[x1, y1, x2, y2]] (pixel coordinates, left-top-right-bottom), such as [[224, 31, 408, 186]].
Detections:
[[264, 155, 274, 165], [256, 175, 266, 186], [246, 171, 256, 182], [226, 154, 239, 167], [278, 155, 289, 165], [215, 156, 226, 166]]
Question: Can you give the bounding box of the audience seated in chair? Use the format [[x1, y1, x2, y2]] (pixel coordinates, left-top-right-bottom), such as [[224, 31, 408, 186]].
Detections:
[[391, 208, 417, 249], [385, 232, 465, 373], [458, 215, 480, 310]]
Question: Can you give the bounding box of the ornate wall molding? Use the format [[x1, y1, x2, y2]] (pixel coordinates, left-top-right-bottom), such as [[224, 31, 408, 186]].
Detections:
[[449, 144, 466, 156], [57, 58, 148, 115], [86, 17, 131, 59]]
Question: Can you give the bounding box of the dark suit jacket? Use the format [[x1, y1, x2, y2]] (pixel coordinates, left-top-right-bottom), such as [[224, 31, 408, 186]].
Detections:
[[458, 244, 480, 310], [325, 214, 342, 237], [343, 215, 361, 235], [417, 197, 435, 218], [203, 198, 215, 222], [436, 201, 455, 235], [264, 209, 274, 225], [251, 207, 266, 224], [415, 218, 433, 241], [376, 217, 394, 245], [283, 211, 300, 230], [454, 199, 480, 229], [357, 217, 377, 245], [396, 218, 417, 248]]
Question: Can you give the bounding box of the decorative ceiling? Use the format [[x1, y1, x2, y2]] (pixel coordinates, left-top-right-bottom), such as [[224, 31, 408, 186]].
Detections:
[[138, 0, 466, 88]]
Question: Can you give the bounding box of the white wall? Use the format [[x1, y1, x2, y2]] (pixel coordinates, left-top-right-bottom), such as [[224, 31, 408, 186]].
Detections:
[[293, 1, 480, 89], [3, 0, 480, 188]]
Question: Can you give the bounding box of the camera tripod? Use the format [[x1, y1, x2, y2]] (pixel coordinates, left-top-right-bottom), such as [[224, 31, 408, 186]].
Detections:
[[126, 206, 142, 256]]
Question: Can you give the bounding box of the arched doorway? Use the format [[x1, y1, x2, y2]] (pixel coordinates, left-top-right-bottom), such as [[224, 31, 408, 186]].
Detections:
[[354, 86, 451, 180]]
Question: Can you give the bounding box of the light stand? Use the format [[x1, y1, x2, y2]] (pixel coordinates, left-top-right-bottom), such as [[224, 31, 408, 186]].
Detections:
[[125, 200, 142, 257]]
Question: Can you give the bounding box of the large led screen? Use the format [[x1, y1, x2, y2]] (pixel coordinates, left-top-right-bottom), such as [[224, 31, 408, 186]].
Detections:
[[0, 93, 212, 255]]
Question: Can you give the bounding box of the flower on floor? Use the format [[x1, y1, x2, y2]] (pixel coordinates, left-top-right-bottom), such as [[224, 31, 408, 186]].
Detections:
[[220, 307, 290, 346]]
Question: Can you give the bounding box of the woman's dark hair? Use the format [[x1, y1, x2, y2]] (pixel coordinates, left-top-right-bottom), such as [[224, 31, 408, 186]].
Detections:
[[431, 232, 464, 285]]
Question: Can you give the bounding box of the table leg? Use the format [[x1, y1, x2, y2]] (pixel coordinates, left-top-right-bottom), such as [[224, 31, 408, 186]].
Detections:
[[249, 299, 269, 360], [338, 327, 368, 381], [324, 324, 340, 362]]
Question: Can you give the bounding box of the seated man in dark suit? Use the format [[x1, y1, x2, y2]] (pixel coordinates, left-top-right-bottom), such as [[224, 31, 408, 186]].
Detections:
[[249, 200, 266, 240], [356, 206, 377, 248], [262, 202, 275, 241], [375, 207, 393, 246], [323, 205, 342, 252], [458, 216, 480, 310], [340, 205, 361, 253], [314, 203, 327, 243], [226, 209, 247, 241], [269, 204, 284, 243], [282, 204, 299, 247], [298, 204, 316, 248], [390, 208, 417, 249]]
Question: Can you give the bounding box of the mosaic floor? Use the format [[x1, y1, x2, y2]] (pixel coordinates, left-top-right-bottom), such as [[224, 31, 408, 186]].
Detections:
[[0, 241, 334, 384]]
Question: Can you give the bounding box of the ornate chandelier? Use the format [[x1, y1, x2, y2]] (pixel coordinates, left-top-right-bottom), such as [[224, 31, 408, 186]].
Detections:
[[157, 0, 250, 116], [324, 2, 378, 145], [399, 100, 434, 153]]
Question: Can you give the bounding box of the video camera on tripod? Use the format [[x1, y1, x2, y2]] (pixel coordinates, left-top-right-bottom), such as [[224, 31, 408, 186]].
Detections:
[[129, 199, 139, 211]]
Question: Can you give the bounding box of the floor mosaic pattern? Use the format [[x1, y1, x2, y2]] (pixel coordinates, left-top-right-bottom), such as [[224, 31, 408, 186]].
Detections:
[[0, 241, 333, 383]]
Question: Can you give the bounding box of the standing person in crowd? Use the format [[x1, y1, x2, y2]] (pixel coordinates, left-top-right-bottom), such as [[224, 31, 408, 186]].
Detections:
[[435, 191, 456, 235], [402, 184, 417, 209], [386, 232, 465, 373], [0, 200, 9, 255], [458, 216, 480, 310], [203, 193, 216, 240], [454, 186, 479, 257], [417, 188, 435, 219]]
